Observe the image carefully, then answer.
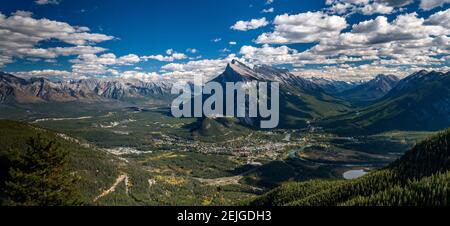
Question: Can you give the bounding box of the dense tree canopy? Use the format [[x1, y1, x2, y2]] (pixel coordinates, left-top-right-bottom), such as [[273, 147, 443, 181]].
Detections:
[[4, 135, 82, 206]]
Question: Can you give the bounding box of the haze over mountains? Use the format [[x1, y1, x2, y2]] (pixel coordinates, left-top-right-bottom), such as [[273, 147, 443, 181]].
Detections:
[[306, 77, 361, 94], [335, 74, 400, 105], [1, 61, 450, 134]]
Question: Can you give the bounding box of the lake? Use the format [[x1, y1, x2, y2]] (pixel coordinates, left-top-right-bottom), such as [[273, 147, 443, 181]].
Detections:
[[343, 169, 368, 180]]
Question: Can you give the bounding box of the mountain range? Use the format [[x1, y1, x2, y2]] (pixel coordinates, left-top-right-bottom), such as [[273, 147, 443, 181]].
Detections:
[[306, 77, 361, 94], [335, 74, 400, 105], [204, 60, 350, 129], [200, 61, 450, 133], [0, 71, 172, 104], [324, 70, 450, 134], [1, 62, 450, 134]]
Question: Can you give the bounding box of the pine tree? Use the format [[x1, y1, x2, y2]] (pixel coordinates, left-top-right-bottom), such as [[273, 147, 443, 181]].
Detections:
[[4, 135, 82, 206]]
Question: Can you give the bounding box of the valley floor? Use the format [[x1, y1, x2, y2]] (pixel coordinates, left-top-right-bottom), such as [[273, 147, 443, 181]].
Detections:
[[0, 102, 435, 205]]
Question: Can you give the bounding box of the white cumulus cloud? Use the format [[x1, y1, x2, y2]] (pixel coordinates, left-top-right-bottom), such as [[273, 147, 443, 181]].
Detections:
[[231, 17, 269, 31], [261, 8, 274, 13], [420, 0, 450, 10], [256, 12, 347, 44], [0, 11, 114, 67], [35, 0, 60, 5]]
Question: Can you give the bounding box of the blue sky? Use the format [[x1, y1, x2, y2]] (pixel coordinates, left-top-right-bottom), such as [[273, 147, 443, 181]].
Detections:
[[0, 0, 449, 81]]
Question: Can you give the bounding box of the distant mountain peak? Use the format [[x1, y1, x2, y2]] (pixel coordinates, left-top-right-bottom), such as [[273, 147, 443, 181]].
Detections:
[[230, 59, 244, 65], [385, 70, 446, 99], [329, 70, 450, 133], [227, 59, 252, 72], [220, 61, 320, 91], [0, 71, 27, 85], [336, 73, 400, 104], [222, 60, 258, 82], [374, 74, 399, 82], [406, 70, 429, 79], [308, 77, 361, 94], [415, 69, 429, 75]]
